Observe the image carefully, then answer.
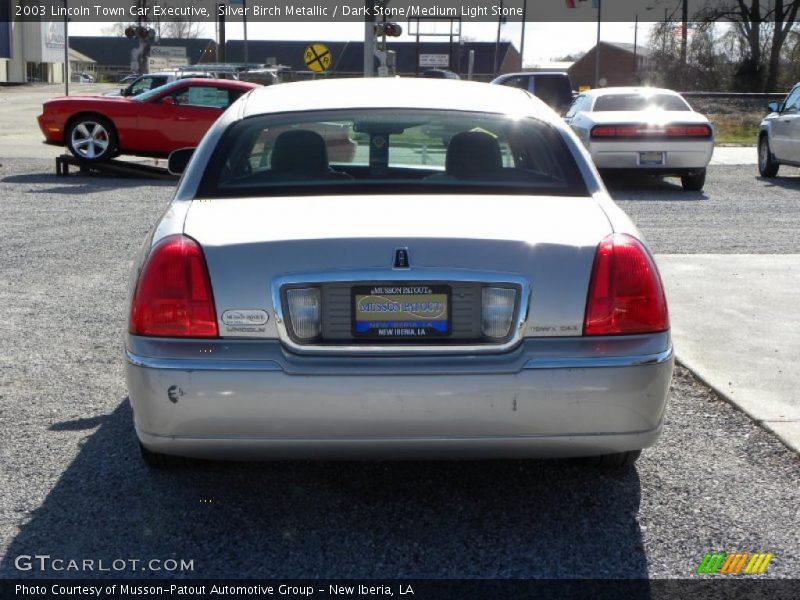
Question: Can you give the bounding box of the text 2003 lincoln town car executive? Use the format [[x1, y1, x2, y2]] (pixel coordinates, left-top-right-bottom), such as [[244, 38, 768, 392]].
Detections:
[[125, 79, 673, 469]]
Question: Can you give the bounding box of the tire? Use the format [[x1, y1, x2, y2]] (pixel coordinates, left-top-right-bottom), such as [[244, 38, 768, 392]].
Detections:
[[584, 450, 641, 469], [758, 135, 780, 177], [139, 442, 190, 469], [681, 168, 706, 191], [66, 115, 117, 162]]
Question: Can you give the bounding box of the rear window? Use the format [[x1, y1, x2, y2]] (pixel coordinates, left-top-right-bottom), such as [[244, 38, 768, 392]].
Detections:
[[198, 109, 588, 198], [593, 93, 691, 112]]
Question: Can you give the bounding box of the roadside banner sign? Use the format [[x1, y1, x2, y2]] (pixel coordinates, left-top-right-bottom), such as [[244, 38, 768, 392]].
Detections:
[[419, 54, 450, 68], [149, 46, 188, 71]]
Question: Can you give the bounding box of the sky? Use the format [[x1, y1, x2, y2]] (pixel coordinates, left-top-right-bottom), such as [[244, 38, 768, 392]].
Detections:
[[69, 20, 656, 66]]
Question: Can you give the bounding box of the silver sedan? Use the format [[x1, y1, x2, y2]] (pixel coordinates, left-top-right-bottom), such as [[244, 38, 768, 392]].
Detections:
[[565, 87, 714, 191], [125, 79, 673, 469]]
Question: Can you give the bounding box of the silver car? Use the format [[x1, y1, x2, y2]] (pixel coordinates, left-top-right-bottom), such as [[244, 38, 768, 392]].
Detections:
[[565, 87, 714, 191], [126, 79, 673, 469], [758, 82, 800, 177]]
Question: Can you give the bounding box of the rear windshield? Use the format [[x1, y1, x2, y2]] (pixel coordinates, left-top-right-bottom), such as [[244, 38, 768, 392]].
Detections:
[[593, 93, 691, 112], [197, 109, 588, 198]]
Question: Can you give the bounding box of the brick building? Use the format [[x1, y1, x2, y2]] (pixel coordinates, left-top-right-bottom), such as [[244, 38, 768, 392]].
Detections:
[[568, 41, 655, 89]]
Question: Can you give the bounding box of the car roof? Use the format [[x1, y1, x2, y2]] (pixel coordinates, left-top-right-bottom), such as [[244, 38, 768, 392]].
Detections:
[[241, 77, 555, 121], [583, 87, 681, 97], [177, 78, 258, 90], [495, 71, 569, 78]]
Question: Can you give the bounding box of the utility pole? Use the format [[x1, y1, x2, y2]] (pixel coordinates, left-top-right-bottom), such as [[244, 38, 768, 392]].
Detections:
[[519, 0, 527, 69], [243, 0, 249, 65], [633, 13, 638, 83], [493, 0, 504, 76], [62, 0, 68, 95], [218, 4, 226, 63], [594, 0, 602, 88], [680, 0, 688, 65], [364, 0, 374, 76], [125, 1, 154, 75]]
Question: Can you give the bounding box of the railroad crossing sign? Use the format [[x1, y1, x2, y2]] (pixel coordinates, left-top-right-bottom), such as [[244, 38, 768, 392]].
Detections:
[[304, 43, 332, 73]]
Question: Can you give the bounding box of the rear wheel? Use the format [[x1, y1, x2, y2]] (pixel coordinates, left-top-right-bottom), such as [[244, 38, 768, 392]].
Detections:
[[66, 116, 117, 162], [758, 135, 780, 177], [139, 442, 190, 469], [584, 450, 641, 469], [680, 168, 706, 191]]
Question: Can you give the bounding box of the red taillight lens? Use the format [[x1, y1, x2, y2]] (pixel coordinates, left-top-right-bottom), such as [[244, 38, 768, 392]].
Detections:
[[590, 125, 618, 138], [583, 234, 669, 336], [664, 124, 713, 138], [129, 235, 218, 338], [590, 124, 712, 139]]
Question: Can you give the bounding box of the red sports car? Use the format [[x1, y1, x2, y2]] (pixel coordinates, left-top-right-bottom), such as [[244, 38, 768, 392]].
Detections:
[[37, 78, 259, 162]]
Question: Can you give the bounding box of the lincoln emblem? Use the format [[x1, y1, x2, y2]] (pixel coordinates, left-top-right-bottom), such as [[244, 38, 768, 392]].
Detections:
[[394, 248, 410, 269]]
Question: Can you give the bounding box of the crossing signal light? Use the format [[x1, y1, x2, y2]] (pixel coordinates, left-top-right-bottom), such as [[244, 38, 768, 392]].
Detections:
[[125, 26, 155, 40], [375, 22, 402, 37]]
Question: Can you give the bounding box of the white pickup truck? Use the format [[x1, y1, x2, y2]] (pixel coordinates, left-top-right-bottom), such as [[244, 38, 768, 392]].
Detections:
[[106, 71, 213, 97]]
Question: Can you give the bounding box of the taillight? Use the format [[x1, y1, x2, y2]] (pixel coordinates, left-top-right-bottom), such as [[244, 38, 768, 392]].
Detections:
[[590, 124, 712, 139], [583, 234, 668, 336], [665, 124, 713, 138], [590, 125, 618, 138], [129, 235, 218, 338]]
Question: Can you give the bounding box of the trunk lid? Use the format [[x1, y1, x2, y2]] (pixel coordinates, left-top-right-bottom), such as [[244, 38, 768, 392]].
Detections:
[[183, 194, 612, 340], [588, 110, 710, 126]]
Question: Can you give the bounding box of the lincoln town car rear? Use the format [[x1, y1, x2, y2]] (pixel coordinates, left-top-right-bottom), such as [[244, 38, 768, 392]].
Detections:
[[125, 79, 673, 469]]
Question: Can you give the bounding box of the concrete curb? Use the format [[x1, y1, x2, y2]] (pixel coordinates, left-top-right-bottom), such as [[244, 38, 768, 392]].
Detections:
[[675, 357, 799, 454], [657, 254, 800, 455]]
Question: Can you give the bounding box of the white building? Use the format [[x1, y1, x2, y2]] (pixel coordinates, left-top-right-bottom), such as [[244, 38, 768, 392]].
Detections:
[[1, 1, 66, 83]]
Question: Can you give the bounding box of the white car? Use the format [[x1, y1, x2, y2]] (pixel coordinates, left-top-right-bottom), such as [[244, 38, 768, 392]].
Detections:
[[758, 82, 800, 177], [564, 87, 714, 191]]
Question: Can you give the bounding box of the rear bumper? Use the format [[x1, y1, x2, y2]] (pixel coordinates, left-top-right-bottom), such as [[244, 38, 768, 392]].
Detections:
[[126, 335, 673, 460], [589, 140, 713, 171]]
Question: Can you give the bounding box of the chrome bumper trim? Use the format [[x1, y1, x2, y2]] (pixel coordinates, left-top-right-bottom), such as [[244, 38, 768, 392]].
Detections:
[[126, 345, 672, 373], [125, 351, 282, 372], [522, 346, 674, 370]]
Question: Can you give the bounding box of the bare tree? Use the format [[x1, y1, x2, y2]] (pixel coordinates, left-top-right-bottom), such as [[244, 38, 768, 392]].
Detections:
[[780, 28, 800, 87], [158, 20, 202, 40], [102, 22, 137, 37], [153, 3, 203, 39], [764, 0, 800, 91], [697, 0, 800, 91]]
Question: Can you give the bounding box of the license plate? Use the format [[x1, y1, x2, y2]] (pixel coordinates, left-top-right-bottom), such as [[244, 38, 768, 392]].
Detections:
[[639, 151, 665, 166], [352, 284, 450, 339]]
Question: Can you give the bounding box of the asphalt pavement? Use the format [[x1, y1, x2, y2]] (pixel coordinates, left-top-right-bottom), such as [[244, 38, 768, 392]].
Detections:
[[0, 157, 798, 579]]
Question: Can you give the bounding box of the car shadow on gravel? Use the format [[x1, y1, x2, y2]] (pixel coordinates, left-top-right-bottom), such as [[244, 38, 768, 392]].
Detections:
[[1, 172, 175, 195], [2, 400, 650, 581], [603, 173, 708, 201], [757, 175, 800, 191]]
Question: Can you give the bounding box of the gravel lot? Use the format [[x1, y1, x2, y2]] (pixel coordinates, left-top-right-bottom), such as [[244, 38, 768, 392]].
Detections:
[[0, 158, 798, 579], [607, 168, 800, 254]]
